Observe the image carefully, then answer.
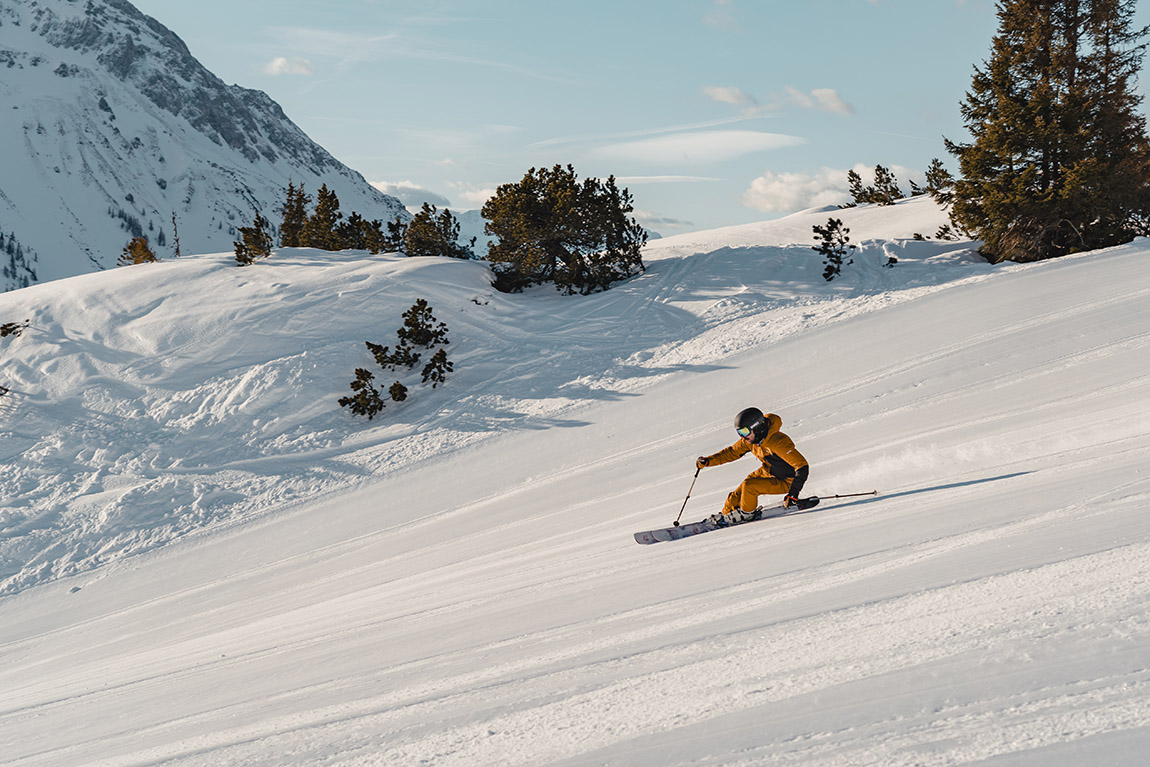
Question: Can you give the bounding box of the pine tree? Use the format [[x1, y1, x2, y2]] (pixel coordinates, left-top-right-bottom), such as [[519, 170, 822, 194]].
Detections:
[[924, 158, 955, 204], [279, 182, 310, 247], [403, 203, 475, 258], [170, 211, 182, 257], [234, 213, 274, 266], [388, 381, 409, 402], [361, 218, 389, 254], [396, 299, 449, 348], [847, 170, 866, 205], [302, 184, 343, 250], [871, 165, 905, 205], [849, 166, 905, 205], [1, 319, 30, 339], [338, 212, 368, 251], [118, 235, 158, 265], [946, 0, 1150, 262], [385, 215, 407, 252], [482, 165, 646, 294], [338, 368, 385, 419], [420, 348, 453, 388], [812, 218, 856, 282]]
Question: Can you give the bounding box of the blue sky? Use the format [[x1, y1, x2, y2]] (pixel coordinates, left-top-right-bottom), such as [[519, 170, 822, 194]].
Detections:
[[130, 0, 1149, 235]]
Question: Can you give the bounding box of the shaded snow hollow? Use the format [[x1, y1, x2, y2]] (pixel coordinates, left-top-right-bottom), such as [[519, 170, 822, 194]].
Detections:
[[2, 196, 1149, 766]]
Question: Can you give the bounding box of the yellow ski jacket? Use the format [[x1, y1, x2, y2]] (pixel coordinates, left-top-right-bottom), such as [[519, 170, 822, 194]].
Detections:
[[702, 412, 808, 479]]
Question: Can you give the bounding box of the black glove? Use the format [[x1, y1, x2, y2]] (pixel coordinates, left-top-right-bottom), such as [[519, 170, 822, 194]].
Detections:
[[788, 465, 809, 501]]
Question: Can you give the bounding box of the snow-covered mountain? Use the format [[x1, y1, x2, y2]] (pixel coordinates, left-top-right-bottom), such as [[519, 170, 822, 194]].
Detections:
[[2, 196, 1149, 765], [0, 0, 406, 290]]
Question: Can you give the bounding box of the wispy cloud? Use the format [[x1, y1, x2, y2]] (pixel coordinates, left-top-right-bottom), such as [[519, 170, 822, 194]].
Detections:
[[267, 26, 570, 82], [706, 84, 853, 117], [591, 130, 803, 166], [703, 86, 765, 117], [530, 116, 749, 152], [782, 86, 855, 115], [262, 57, 313, 76]]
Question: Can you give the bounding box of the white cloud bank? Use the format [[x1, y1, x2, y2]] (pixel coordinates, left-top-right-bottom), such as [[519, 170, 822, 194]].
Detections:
[[742, 167, 851, 213]]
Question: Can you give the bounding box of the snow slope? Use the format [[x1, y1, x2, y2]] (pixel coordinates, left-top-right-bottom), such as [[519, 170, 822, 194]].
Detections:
[[1, 196, 1148, 765]]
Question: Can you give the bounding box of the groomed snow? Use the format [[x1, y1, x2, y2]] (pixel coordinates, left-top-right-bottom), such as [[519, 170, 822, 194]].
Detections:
[[2, 196, 1148, 765]]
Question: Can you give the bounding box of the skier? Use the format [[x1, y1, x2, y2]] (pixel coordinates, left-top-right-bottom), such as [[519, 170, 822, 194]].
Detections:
[[695, 407, 817, 526]]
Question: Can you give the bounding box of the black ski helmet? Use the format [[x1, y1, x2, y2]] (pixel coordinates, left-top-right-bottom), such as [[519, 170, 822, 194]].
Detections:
[[734, 407, 767, 442]]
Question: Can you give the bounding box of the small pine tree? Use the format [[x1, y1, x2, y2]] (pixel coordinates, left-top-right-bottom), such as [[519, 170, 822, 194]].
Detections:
[[396, 299, 449, 348], [234, 213, 274, 266], [420, 348, 454, 388], [1, 319, 30, 339], [279, 182, 310, 247], [170, 211, 182, 257], [366, 340, 421, 371], [847, 169, 867, 204], [118, 235, 158, 265], [812, 218, 856, 282], [389, 381, 408, 402], [338, 368, 386, 419], [935, 223, 957, 241], [923, 158, 954, 205], [871, 165, 904, 205]]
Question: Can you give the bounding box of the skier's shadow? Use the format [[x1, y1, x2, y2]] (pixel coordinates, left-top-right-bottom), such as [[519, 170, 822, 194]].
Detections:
[[791, 472, 1034, 517]]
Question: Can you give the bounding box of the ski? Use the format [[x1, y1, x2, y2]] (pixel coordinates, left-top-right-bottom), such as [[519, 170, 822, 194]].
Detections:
[[634, 498, 818, 545]]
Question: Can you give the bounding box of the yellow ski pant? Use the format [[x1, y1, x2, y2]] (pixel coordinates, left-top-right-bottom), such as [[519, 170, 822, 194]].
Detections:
[[722, 471, 794, 514]]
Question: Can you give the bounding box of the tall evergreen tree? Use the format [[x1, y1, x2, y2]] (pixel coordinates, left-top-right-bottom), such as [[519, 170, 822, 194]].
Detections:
[[302, 184, 343, 250], [338, 212, 369, 251], [279, 182, 310, 248], [946, 0, 1150, 262]]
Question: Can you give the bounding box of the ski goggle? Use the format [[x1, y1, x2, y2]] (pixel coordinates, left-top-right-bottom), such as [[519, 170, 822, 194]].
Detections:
[[737, 426, 754, 438]]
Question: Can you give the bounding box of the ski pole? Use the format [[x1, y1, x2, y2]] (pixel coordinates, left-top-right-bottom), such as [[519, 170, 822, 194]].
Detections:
[[672, 467, 701, 527], [820, 491, 879, 499]]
